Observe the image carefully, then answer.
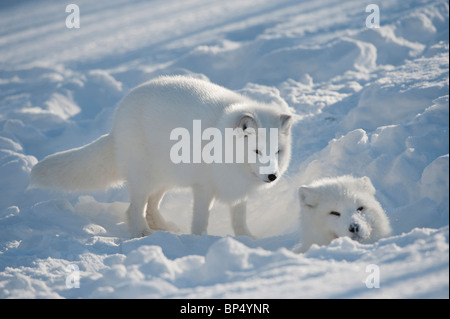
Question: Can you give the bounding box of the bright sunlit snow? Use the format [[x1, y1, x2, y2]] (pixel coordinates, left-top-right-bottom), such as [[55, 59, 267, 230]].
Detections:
[[0, 0, 448, 298]]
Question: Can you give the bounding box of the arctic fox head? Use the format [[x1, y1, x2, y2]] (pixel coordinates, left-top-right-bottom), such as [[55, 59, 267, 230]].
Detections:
[[212, 105, 293, 202], [234, 108, 292, 186], [296, 175, 391, 253]]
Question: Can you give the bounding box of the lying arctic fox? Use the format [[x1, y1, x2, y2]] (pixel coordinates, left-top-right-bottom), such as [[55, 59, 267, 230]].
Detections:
[[30, 76, 293, 238], [294, 175, 391, 253]]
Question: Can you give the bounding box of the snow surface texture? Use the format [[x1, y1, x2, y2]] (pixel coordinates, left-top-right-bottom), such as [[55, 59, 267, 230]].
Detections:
[[0, 0, 448, 298]]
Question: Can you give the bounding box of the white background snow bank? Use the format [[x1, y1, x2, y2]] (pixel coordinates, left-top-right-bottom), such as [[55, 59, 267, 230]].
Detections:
[[0, 0, 448, 298]]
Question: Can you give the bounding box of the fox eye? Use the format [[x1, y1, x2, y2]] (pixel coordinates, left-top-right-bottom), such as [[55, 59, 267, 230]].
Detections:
[[254, 149, 261, 155], [357, 206, 364, 211], [330, 211, 341, 217]]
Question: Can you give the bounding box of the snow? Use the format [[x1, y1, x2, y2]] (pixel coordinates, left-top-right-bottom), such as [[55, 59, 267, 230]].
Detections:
[[0, 0, 448, 299]]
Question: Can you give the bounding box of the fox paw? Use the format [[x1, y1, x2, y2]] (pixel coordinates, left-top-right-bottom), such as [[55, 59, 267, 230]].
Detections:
[[129, 225, 154, 238]]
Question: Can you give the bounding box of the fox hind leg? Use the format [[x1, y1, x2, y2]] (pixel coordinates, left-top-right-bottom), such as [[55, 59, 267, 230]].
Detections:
[[145, 188, 180, 232], [126, 182, 155, 238]]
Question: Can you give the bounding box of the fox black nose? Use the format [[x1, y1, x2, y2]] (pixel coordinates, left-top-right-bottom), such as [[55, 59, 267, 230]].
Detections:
[[268, 174, 277, 182], [349, 223, 360, 233]]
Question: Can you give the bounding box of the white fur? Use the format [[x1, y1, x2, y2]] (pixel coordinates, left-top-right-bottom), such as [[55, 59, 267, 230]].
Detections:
[[294, 175, 392, 253], [30, 76, 293, 238]]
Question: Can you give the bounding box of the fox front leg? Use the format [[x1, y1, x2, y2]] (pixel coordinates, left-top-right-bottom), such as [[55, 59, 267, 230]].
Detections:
[[191, 185, 215, 235], [230, 200, 254, 239]]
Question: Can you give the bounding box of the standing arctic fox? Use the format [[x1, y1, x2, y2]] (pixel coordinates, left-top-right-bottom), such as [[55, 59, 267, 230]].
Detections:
[[294, 175, 391, 253], [30, 76, 293, 238]]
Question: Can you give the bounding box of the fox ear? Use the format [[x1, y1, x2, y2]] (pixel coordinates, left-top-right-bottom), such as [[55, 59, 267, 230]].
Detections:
[[298, 186, 320, 208], [237, 114, 257, 135], [358, 176, 376, 195], [280, 114, 292, 132]]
